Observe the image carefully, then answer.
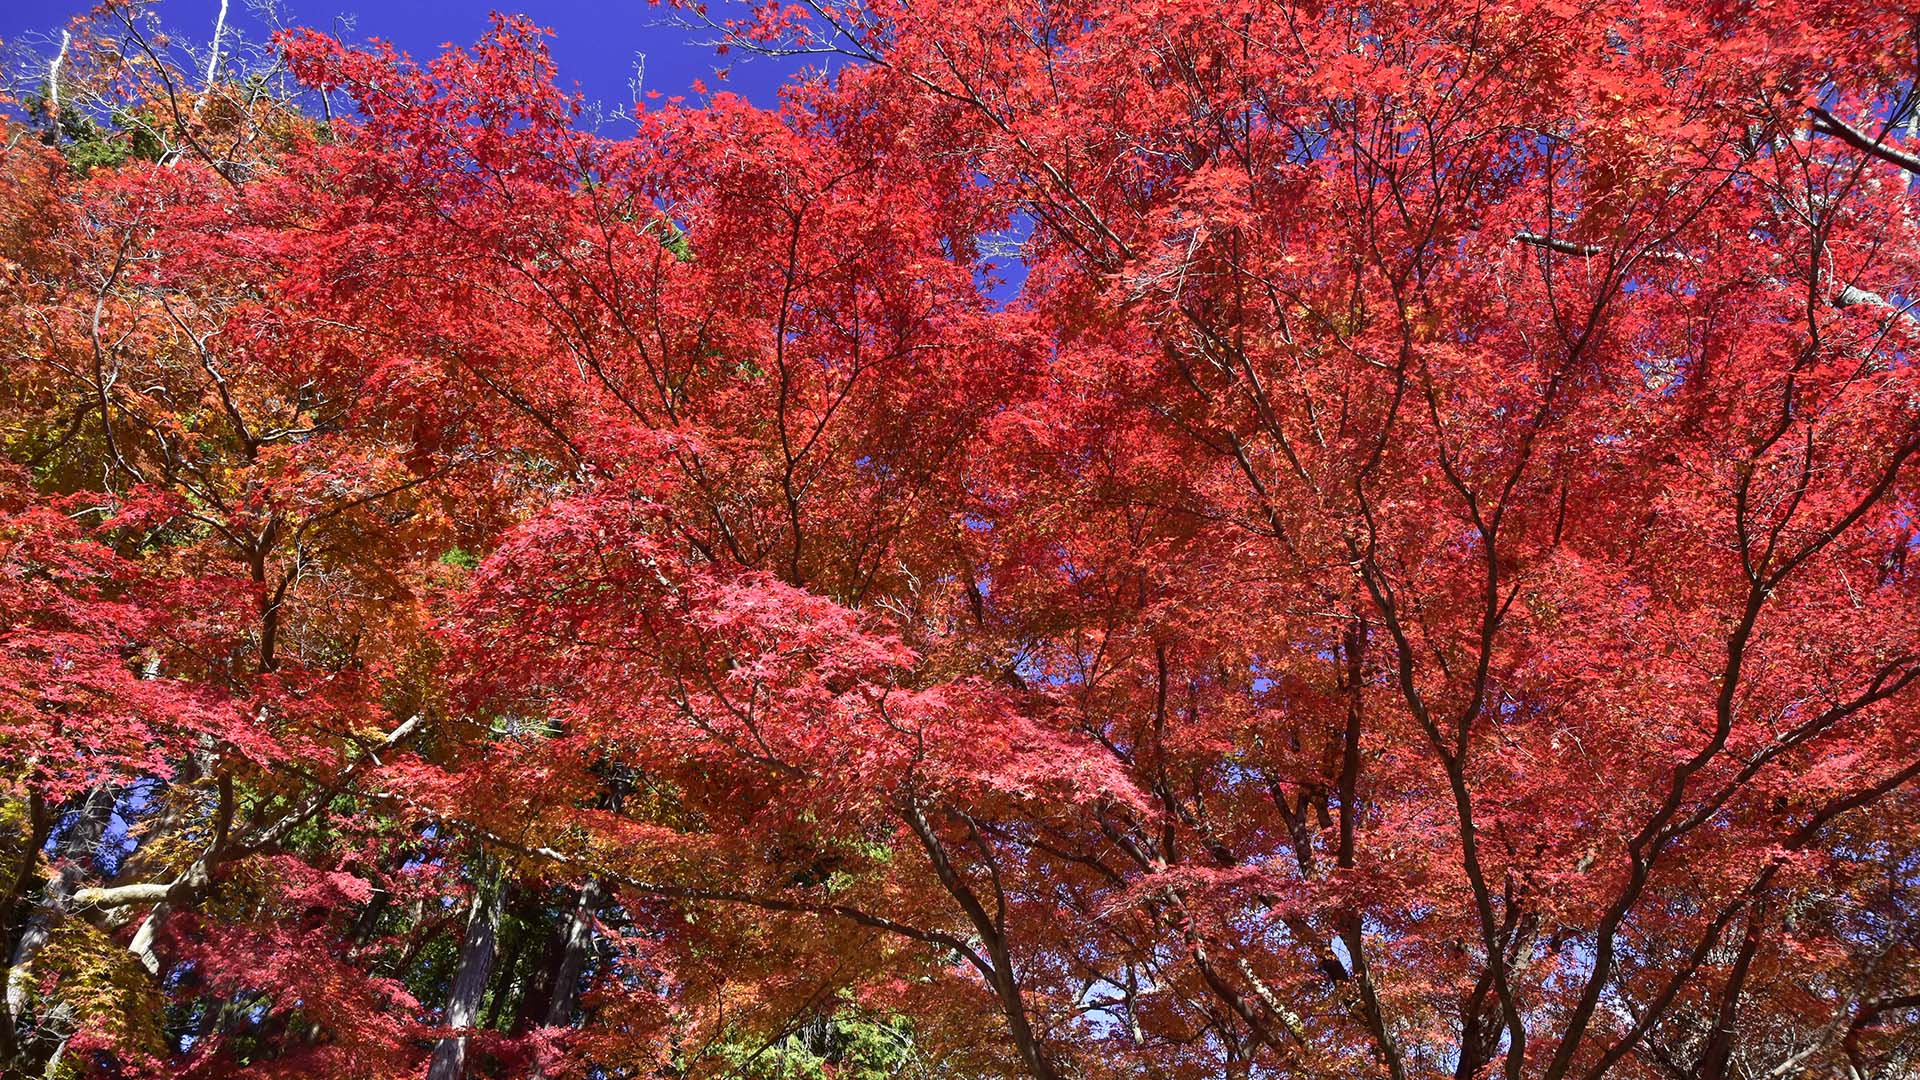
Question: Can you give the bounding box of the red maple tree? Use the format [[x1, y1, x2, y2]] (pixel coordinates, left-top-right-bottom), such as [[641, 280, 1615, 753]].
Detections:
[[1, 1, 1918, 1077]]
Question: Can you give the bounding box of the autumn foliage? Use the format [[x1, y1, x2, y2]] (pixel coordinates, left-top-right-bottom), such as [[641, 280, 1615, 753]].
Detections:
[[3, 0, 1920, 1077]]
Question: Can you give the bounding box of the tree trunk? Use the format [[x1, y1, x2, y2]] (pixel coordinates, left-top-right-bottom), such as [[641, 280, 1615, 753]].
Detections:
[[523, 879, 605, 1080], [541, 878, 604, 1028], [6, 787, 114, 1025], [427, 865, 506, 1080]]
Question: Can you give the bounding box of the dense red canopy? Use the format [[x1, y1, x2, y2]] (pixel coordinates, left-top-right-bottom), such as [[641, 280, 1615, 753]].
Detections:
[[2, 1, 1919, 1077]]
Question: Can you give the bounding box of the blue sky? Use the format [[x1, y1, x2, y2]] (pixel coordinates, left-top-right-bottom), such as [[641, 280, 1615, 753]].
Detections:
[[1, 0, 814, 112], [1, 1, 1033, 301]]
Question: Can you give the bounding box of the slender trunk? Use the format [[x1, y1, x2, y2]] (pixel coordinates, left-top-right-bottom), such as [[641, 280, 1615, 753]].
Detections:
[[482, 918, 528, 1032], [349, 887, 390, 948], [47, 31, 71, 123], [1699, 913, 1765, 1080], [6, 788, 114, 1025], [541, 879, 604, 1028], [428, 866, 506, 1080], [511, 916, 564, 1036], [514, 879, 610, 1036], [902, 802, 1058, 1080], [202, 0, 229, 90], [528, 879, 605, 1080], [0, 794, 51, 1063], [0, 794, 52, 960]]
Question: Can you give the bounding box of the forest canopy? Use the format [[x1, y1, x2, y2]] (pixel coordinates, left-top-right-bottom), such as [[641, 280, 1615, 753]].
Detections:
[[3, 0, 1920, 1078]]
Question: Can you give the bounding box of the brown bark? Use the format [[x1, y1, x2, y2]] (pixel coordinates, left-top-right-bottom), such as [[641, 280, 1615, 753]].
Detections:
[[427, 864, 506, 1080]]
